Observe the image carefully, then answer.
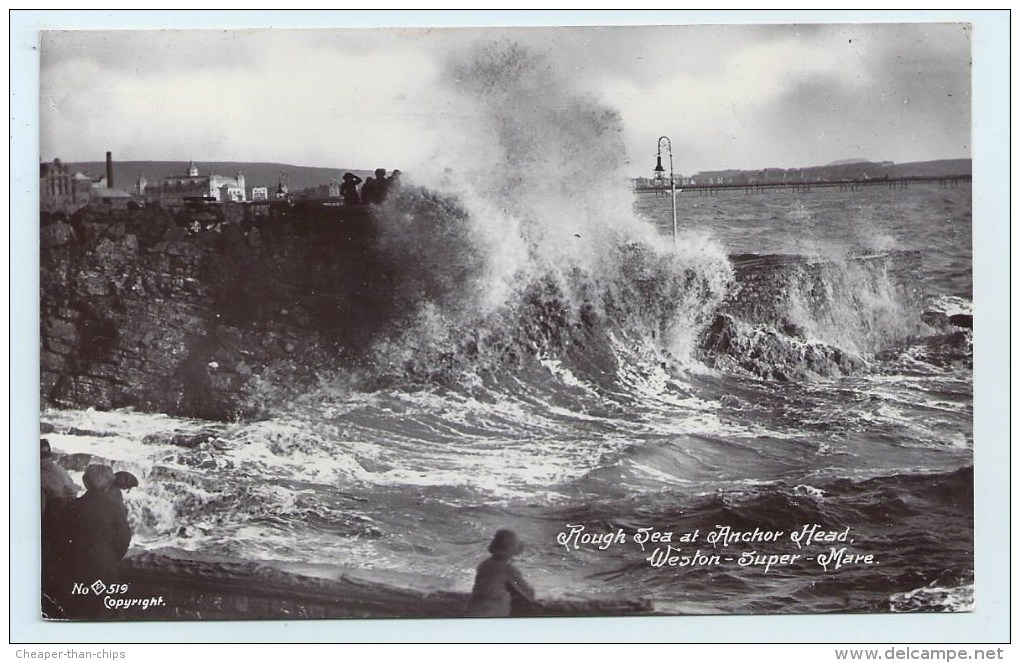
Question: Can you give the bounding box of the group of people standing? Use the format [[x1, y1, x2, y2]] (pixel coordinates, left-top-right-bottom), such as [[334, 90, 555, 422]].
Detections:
[[40, 439, 136, 619], [339, 167, 401, 206]]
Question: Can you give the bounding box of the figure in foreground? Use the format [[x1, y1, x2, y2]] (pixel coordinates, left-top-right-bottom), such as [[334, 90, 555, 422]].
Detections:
[[40, 439, 79, 616], [466, 529, 536, 617], [57, 464, 133, 618]]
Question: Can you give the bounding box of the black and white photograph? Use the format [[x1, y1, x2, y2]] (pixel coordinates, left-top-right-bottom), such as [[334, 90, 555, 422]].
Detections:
[[22, 12, 1002, 637]]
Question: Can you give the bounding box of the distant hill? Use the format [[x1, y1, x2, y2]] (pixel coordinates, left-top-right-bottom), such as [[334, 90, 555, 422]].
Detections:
[[825, 158, 872, 166], [689, 158, 971, 185], [887, 159, 972, 178], [63, 161, 378, 193]]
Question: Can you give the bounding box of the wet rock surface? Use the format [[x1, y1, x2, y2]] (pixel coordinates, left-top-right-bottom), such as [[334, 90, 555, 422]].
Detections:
[[698, 252, 923, 381], [40, 206, 383, 421]]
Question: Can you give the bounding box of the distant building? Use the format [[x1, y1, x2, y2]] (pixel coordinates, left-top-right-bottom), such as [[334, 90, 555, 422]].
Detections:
[[40, 159, 71, 201], [90, 187, 134, 209], [251, 186, 269, 201], [275, 172, 290, 200], [219, 181, 246, 203], [148, 160, 248, 205], [40, 158, 95, 211], [308, 179, 342, 199], [73, 172, 95, 192]]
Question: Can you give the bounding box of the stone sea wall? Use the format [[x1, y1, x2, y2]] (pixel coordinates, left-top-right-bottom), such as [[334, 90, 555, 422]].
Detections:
[[49, 550, 652, 620], [40, 205, 392, 420]]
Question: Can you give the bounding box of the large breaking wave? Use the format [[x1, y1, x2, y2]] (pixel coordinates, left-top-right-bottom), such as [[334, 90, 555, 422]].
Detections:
[[291, 43, 954, 403]]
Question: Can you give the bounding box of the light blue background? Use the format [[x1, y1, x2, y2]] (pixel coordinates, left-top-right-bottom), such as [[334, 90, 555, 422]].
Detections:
[[10, 9, 1010, 644]]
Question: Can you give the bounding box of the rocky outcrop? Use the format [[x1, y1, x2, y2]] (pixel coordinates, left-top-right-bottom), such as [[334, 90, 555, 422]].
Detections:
[[697, 252, 923, 381], [700, 313, 866, 382], [40, 205, 390, 420]]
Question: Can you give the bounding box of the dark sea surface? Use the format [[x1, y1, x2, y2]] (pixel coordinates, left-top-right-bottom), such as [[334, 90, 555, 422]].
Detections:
[[42, 182, 973, 615]]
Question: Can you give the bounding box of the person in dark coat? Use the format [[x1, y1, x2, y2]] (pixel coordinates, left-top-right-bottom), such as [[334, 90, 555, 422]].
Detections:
[[340, 172, 362, 206], [360, 176, 376, 205], [466, 529, 536, 617], [59, 465, 132, 610], [371, 168, 389, 203], [40, 439, 78, 616], [361, 168, 390, 204]]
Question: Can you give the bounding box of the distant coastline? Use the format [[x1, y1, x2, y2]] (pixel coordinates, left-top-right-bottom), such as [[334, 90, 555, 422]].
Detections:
[[61, 157, 972, 195], [680, 158, 972, 186], [61, 160, 375, 197]]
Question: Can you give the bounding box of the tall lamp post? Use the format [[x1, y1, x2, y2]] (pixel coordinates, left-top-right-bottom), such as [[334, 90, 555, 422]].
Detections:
[[654, 136, 678, 245]]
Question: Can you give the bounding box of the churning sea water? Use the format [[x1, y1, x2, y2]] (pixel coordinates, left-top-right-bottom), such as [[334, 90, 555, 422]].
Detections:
[[42, 180, 973, 615]]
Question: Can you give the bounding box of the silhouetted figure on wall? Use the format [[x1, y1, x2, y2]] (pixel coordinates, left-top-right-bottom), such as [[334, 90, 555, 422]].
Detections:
[[340, 172, 362, 206], [364, 168, 389, 204], [372, 168, 388, 203], [466, 529, 536, 617], [387, 169, 402, 193], [360, 176, 376, 205]]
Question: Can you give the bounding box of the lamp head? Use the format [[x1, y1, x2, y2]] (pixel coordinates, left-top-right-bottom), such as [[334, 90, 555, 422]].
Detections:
[[654, 155, 665, 180]]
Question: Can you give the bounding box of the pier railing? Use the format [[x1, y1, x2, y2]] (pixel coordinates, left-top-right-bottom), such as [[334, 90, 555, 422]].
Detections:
[[635, 174, 971, 196]]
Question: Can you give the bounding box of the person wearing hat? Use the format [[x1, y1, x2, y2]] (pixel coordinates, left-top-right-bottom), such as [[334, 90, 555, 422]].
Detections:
[[340, 172, 362, 206], [111, 470, 140, 509], [40, 438, 79, 616], [466, 529, 536, 617], [58, 464, 132, 617]]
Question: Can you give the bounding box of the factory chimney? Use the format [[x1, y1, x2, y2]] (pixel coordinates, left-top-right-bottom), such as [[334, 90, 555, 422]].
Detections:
[[106, 151, 114, 188]]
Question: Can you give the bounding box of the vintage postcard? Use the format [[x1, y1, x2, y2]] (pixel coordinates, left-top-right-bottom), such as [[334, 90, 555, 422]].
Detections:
[[30, 16, 984, 631]]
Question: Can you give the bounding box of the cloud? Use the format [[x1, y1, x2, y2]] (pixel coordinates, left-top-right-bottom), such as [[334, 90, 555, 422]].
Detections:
[[40, 23, 972, 173], [602, 31, 872, 172], [599, 23, 969, 172], [41, 33, 457, 168]]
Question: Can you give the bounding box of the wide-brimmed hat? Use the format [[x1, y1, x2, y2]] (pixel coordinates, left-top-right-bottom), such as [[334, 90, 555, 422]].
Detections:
[[83, 464, 115, 491], [488, 529, 524, 557], [113, 471, 139, 490], [342, 172, 358, 181]]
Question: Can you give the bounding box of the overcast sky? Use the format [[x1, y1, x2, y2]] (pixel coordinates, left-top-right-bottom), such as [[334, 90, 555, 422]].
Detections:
[[39, 21, 972, 176]]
